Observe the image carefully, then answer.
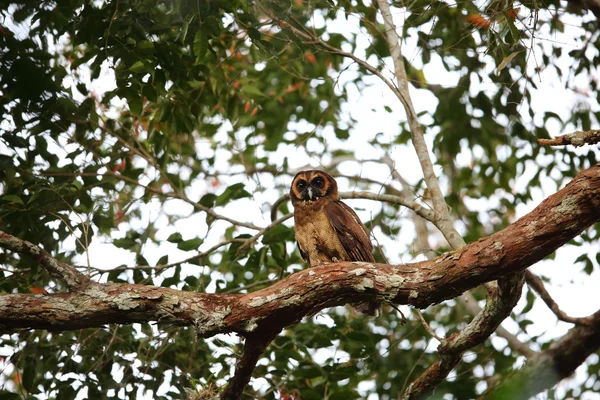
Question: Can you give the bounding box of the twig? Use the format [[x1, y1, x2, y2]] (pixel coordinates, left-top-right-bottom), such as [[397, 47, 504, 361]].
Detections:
[[525, 270, 592, 326], [415, 309, 443, 341], [83, 238, 247, 277], [236, 213, 294, 254], [223, 279, 275, 294], [41, 171, 262, 231], [537, 129, 600, 147], [270, 191, 434, 223]]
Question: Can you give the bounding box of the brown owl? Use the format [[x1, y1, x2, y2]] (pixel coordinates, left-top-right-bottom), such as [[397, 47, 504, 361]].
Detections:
[[290, 169, 378, 315]]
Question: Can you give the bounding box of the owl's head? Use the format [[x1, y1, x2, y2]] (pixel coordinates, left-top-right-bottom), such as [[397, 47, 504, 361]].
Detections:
[[290, 170, 338, 203]]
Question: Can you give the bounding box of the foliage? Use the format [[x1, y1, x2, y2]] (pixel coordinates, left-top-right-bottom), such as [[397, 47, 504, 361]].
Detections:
[[0, 0, 599, 398]]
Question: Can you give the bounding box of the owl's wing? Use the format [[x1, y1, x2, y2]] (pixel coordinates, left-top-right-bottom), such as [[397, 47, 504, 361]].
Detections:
[[323, 200, 375, 262]]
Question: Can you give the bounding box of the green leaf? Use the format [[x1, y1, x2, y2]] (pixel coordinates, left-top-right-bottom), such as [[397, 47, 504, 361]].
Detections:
[[22, 360, 35, 392], [128, 61, 146, 73], [262, 225, 294, 244], [241, 85, 266, 98], [157, 255, 169, 266], [193, 31, 208, 60], [1, 195, 24, 205], [167, 233, 183, 243], [177, 237, 203, 251], [199, 193, 217, 208], [215, 183, 251, 206], [113, 238, 137, 249]]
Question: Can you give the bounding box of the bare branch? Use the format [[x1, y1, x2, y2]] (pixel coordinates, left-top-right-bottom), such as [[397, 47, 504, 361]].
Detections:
[[0, 231, 88, 289], [537, 129, 600, 147], [41, 171, 262, 231], [525, 270, 592, 326], [84, 239, 247, 277], [415, 309, 443, 341], [461, 292, 538, 358]]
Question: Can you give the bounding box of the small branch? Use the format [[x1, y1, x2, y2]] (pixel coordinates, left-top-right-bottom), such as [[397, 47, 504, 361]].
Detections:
[[402, 354, 463, 400], [537, 129, 600, 147], [461, 291, 537, 358], [269, 192, 434, 223], [0, 231, 88, 289], [525, 270, 592, 326], [223, 279, 275, 294], [220, 330, 281, 400], [232, 166, 407, 198], [375, 0, 466, 251], [236, 213, 293, 254]]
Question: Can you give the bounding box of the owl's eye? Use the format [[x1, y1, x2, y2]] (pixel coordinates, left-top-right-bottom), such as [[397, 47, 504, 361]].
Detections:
[[296, 180, 307, 190], [311, 177, 325, 188]]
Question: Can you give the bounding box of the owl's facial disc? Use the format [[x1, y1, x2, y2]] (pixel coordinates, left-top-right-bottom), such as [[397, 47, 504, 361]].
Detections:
[[295, 178, 323, 201]]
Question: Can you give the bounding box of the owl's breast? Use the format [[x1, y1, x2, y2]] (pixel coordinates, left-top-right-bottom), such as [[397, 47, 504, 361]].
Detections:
[[293, 206, 349, 267]]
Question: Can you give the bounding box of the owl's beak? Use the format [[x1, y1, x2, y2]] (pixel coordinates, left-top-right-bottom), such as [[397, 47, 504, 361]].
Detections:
[[306, 187, 314, 200], [300, 186, 315, 201]]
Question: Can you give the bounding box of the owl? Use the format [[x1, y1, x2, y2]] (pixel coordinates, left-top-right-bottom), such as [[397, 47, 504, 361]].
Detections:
[[290, 169, 378, 315]]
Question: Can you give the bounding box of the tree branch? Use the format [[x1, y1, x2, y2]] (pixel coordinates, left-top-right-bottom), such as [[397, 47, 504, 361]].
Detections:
[[537, 129, 600, 147], [0, 231, 88, 289], [375, 0, 465, 250], [403, 273, 526, 399], [481, 308, 600, 399], [1, 163, 598, 335], [383, 137, 535, 360], [220, 330, 281, 399], [269, 191, 434, 223]]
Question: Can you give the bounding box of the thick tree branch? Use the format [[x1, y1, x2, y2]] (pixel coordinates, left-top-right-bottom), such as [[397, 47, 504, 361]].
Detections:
[[481, 308, 600, 399], [1, 163, 598, 335], [0, 232, 88, 289], [525, 270, 592, 326], [220, 330, 281, 399], [460, 293, 537, 358], [404, 273, 526, 399], [537, 129, 600, 147]]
